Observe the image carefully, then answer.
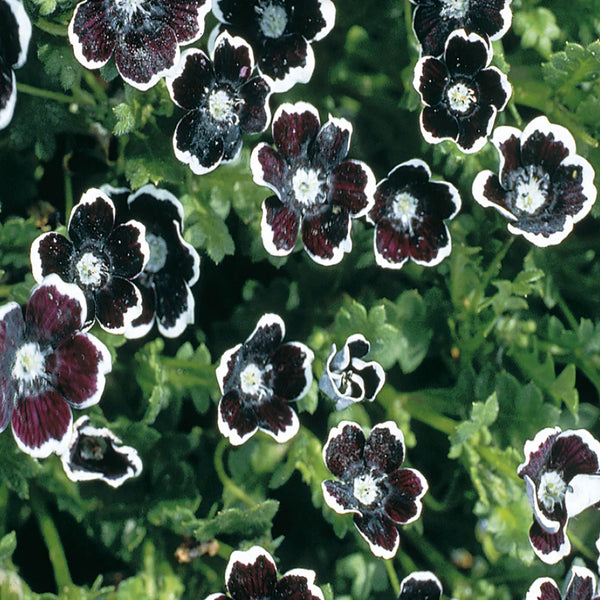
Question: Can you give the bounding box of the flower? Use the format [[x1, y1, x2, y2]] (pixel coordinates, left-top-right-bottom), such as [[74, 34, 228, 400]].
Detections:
[[319, 334, 385, 410], [216, 313, 314, 445], [68, 0, 211, 90], [60, 415, 142, 487], [526, 567, 600, 600], [211, 0, 336, 93], [413, 29, 511, 153], [398, 572, 443, 600], [0, 275, 111, 458], [251, 102, 376, 265], [367, 159, 461, 269], [102, 184, 200, 339], [517, 427, 600, 564], [322, 420, 428, 558], [0, 0, 31, 129], [166, 31, 271, 175], [205, 546, 324, 600], [30, 188, 150, 334], [411, 0, 513, 58], [472, 116, 597, 246]]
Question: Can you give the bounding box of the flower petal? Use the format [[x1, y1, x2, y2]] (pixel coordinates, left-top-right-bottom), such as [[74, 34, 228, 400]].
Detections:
[[157, 0, 210, 45], [385, 468, 428, 525], [68, 188, 115, 248], [216, 343, 242, 394], [413, 56, 448, 106], [420, 106, 459, 146], [490, 125, 523, 183], [412, 2, 451, 57], [444, 30, 491, 77], [353, 511, 399, 559], [225, 547, 277, 600], [528, 518, 570, 565], [238, 77, 271, 134], [475, 67, 511, 111], [373, 220, 410, 270], [271, 342, 314, 401], [105, 220, 149, 279], [94, 276, 142, 334], [521, 116, 575, 173], [554, 429, 600, 480], [321, 480, 361, 515], [0, 64, 16, 130], [409, 216, 452, 267], [256, 395, 299, 443], [30, 232, 75, 284], [323, 420, 365, 480], [244, 313, 285, 356], [261, 195, 300, 257], [166, 48, 214, 110], [328, 160, 376, 217], [124, 279, 156, 340], [551, 156, 597, 224], [564, 567, 597, 600], [1, 0, 32, 69], [471, 170, 517, 221], [275, 569, 325, 600], [301, 205, 352, 266], [456, 103, 495, 154], [313, 117, 352, 171], [252, 144, 290, 199], [518, 427, 562, 481], [218, 389, 258, 446], [350, 359, 385, 402], [525, 578, 561, 600], [154, 272, 195, 338], [272, 102, 320, 163], [213, 31, 254, 86], [289, 0, 336, 42], [398, 572, 443, 600], [364, 421, 405, 473]]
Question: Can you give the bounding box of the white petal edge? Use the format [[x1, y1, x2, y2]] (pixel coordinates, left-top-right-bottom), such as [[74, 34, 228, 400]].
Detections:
[[313, 0, 336, 42], [525, 577, 559, 600], [566, 474, 600, 517], [521, 115, 577, 159], [248, 312, 285, 346], [524, 474, 560, 534], [489, 0, 514, 43], [530, 525, 571, 565], [216, 343, 242, 394], [322, 420, 364, 467], [271, 101, 322, 139], [30, 232, 70, 284], [566, 566, 598, 596], [260, 40, 316, 94], [471, 170, 517, 221], [355, 518, 399, 559], [445, 29, 493, 69], [561, 154, 597, 224], [517, 426, 561, 475], [0, 71, 17, 130], [129, 184, 185, 227], [124, 308, 156, 340], [284, 341, 314, 402], [68, 2, 113, 72], [303, 221, 352, 267], [97, 279, 144, 334], [118, 45, 182, 92], [411, 222, 453, 268], [172, 114, 225, 175], [258, 405, 300, 444], [508, 219, 574, 248], [321, 115, 353, 159], [399, 571, 443, 600], [259, 199, 299, 257], [281, 569, 324, 600], [5, 0, 31, 68], [33, 273, 88, 330], [212, 29, 256, 70], [225, 546, 276, 592], [351, 357, 385, 402], [165, 48, 210, 108], [156, 282, 195, 338], [217, 395, 258, 446], [490, 124, 523, 184], [68, 187, 116, 235], [321, 480, 361, 515]]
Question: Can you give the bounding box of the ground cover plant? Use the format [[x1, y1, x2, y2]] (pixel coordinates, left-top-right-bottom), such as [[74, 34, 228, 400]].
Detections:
[[2, 0, 600, 598]]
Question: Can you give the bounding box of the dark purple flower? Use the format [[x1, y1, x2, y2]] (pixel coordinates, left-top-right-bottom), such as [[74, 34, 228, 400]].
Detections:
[[0, 0, 30, 129], [30, 188, 150, 334], [0, 275, 111, 458], [367, 159, 461, 269], [322, 420, 428, 558], [413, 29, 511, 153], [398, 571, 443, 600], [166, 31, 271, 175], [205, 546, 324, 600], [211, 0, 336, 93], [68, 0, 211, 90], [251, 102, 376, 265], [517, 427, 600, 564], [472, 116, 597, 246], [411, 0, 513, 58], [319, 334, 385, 410], [526, 567, 600, 600]]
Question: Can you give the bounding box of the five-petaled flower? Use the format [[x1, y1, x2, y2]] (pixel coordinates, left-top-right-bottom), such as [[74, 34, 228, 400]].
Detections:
[[68, 0, 211, 90], [0, 275, 111, 458], [411, 0, 513, 58], [31, 188, 150, 334], [319, 334, 385, 410], [0, 0, 31, 129], [322, 420, 428, 558], [367, 159, 461, 269], [472, 116, 597, 246], [216, 313, 313, 445], [413, 29, 511, 153], [251, 102, 376, 265], [211, 0, 336, 93], [205, 546, 324, 600], [60, 415, 142, 487], [398, 571, 443, 600], [527, 566, 600, 600], [166, 31, 271, 175], [517, 427, 600, 564]]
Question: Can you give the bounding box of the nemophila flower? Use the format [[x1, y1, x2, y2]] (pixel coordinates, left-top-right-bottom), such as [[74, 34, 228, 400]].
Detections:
[[413, 29, 511, 153], [322, 421, 428, 558], [527, 566, 600, 600], [398, 571, 443, 600], [472, 116, 597, 246], [367, 159, 461, 269], [166, 31, 271, 175], [211, 0, 336, 93], [216, 313, 313, 445], [60, 416, 142, 487], [517, 427, 600, 564], [0, 0, 31, 129], [68, 0, 211, 90], [319, 334, 385, 410], [411, 0, 513, 58], [0, 275, 111, 458], [205, 546, 324, 600], [31, 188, 150, 334], [251, 102, 376, 265]]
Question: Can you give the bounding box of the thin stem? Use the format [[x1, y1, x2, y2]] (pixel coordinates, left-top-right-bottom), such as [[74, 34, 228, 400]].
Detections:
[[384, 558, 401, 596], [63, 153, 73, 220], [555, 291, 578, 331], [476, 444, 522, 484], [569, 530, 595, 561], [17, 83, 76, 105], [400, 395, 457, 436], [213, 439, 255, 507], [472, 237, 515, 312], [35, 18, 68, 36]]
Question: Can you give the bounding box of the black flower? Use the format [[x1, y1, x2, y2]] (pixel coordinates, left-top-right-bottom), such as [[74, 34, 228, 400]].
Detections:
[[251, 102, 376, 265], [31, 188, 150, 334], [319, 334, 385, 410], [322, 421, 428, 558], [166, 31, 271, 175], [0, 275, 111, 458], [68, 0, 211, 90], [411, 0, 513, 57], [211, 0, 336, 93], [216, 313, 313, 445], [413, 29, 511, 153], [472, 116, 597, 246], [367, 159, 461, 269], [527, 567, 600, 600], [398, 572, 443, 600], [0, 0, 30, 129]]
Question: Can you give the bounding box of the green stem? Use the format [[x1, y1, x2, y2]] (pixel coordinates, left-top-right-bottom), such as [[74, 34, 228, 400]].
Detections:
[[472, 237, 515, 312], [213, 439, 255, 507], [384, 558, 401, 596], [555, 291, 578, 331], [569, 530, 595, 561], [17, 83, 76, 105], [35, 18, 68, 36], [63, 154, 73, 220], [476, 444, 522, 484], [400, 394, 457, 436]]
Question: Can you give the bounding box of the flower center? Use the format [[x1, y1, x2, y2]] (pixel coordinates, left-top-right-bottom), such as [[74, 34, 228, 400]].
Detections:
[[538, 470, 568, 513], [114, 0, 147, 19], [292, 168, 325, 207], [76, 251, 108, 288], [80, 436, 108, 461], [208, 89, 236, 122], [145, 233, 168, 274], [446, 82, 477, 115], [514, 168, 549, 214], [439, 0, 470, 20], [240, 363, 266, 397], [256, 2, 288, 39], [12, 342, 47, 387], [391, 191, 419, 228], [353, 472, 380, 506]]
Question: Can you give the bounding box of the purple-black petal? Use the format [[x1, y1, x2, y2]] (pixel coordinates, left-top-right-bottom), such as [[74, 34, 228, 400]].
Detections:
[[94, 277, 141, 333], [328, 160, 375, 216], [272, 102, 320, 163], [324, 421, 365, 480], [238, 77, 271, 134], [271, 342, 312, 401], [353, 511, 399, 558], [301, 205, 351, 266], [444, 30, 489, 77], [69, 0, 116, 69], [256, 394, 299, 442], [218, 389, 258, 445], [30, 232, 75, 283], [226, 546, 277, 600], [322, 479, 360, 514], [213, 32, 254, 87], [414, 56, 448, 106], [168, 49, 215, 110], [364, 423, 405, 473], [259, 34, 312, 91], [68, 190, 115, 248], [105, 220, 148, 279], [385, 469, 427, 524], [398, 572, 442, 600], [312, 118, 351, 171], [261, 195, 300, 256], [529, 518, 570, 564]]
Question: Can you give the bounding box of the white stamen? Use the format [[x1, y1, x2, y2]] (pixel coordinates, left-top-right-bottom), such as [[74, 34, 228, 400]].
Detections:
[[114, 0, 147, 19], [12, 342, 47, 387], [353, 472, 380, 506], [391, 192, 419, 229], [514, 176, 548, 214], [256, 2, 288, 39], [240, 363, 267, 398], [145, 233, 168, 273], [439, 0, 470, 20], [208, 89, 236, 122], [446, 82, 477, 115], [292, 168, 325, 207], [538, 470, 568, 513], [76, 252, 107, 288]]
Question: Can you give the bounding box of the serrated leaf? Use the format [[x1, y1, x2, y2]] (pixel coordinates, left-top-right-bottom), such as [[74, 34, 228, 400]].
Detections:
[[449, 393, 499, 457], [514, 7, 561, 57]]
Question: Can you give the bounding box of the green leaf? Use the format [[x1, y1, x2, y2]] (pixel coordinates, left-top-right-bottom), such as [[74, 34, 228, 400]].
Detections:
[[514, 7, 561, 57], [0, 434, 41, 498], [449, 393, 499, 458]]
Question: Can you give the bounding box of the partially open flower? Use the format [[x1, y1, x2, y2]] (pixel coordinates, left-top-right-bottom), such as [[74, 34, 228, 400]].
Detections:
[[31, 188, 150, 334], [0, 0, 31, 129], [526, 567, 600, 600], [398, 571, 443, 600], [322, 421, 428, 558], [211, 0, 336, 93], [68, 0, 211, 90], [166, 31, 271, 175], [216, 313, 313, 445], [367, 159, 461, 269], [0, 275, 111, 458], [319, 334, 385, 410], [61, 415, 142, 487], [413, 29, 511, 153], [472, 116, 597, 246], [251, 102, 376, 265]]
